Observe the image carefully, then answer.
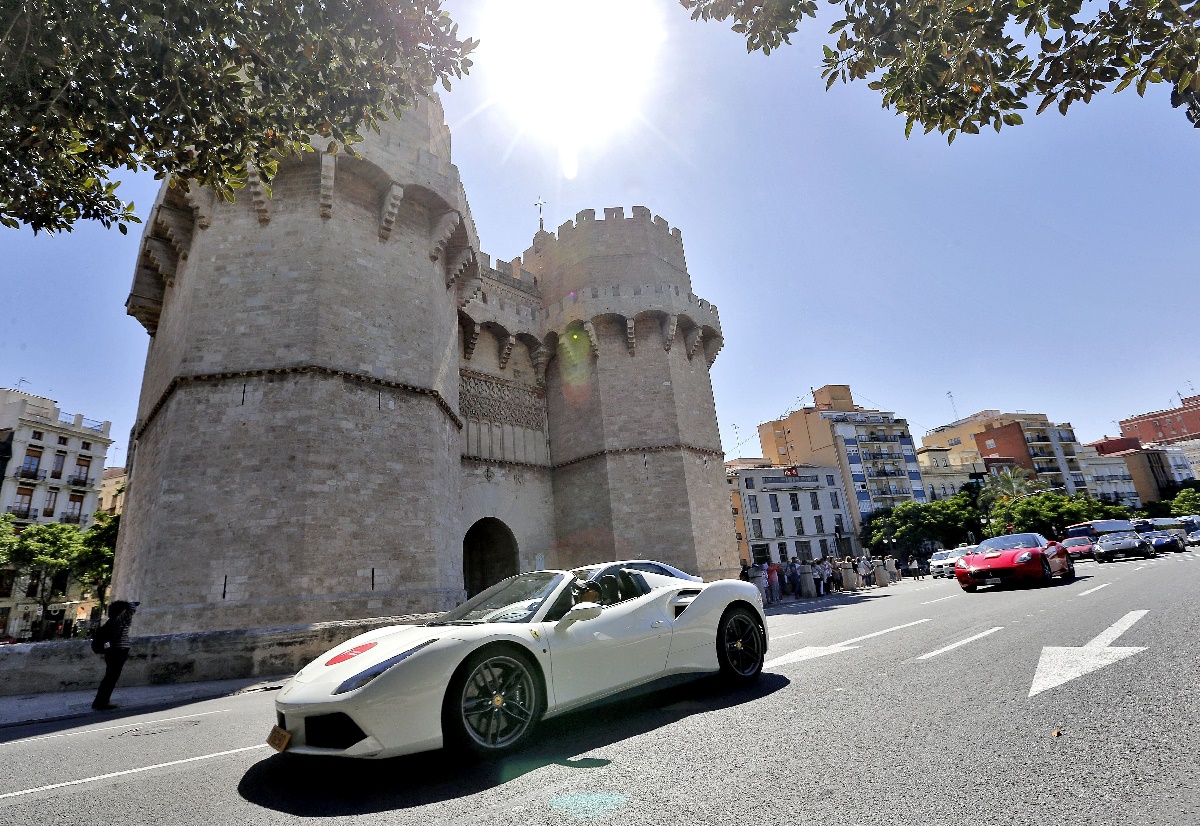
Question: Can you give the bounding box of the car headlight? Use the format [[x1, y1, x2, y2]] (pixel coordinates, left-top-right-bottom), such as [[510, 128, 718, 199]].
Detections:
[[1015, 551, 1033, 563], [955, 558, 968, 568], [333, 639, 438, 695]]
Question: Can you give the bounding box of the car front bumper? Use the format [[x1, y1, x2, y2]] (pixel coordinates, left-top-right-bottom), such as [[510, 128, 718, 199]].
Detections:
[[954, 560, 1041, 587]]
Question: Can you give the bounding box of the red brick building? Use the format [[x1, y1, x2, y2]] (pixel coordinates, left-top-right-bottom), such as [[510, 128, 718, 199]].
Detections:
[[1119, 395, 1200, 444]]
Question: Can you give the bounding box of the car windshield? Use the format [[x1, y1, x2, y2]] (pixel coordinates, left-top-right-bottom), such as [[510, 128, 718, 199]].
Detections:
[[1062, 538, 1091, 547], [978, 534, 1042, 551], [428, 572, 563, 625], [931, 552, 951, 561]]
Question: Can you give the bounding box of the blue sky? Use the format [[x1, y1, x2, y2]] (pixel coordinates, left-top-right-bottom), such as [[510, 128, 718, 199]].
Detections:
[[1, 0, 1197, 468]]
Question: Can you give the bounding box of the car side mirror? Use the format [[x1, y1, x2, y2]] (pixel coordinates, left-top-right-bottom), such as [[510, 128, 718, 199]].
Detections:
[[557, 602, 602, 628]]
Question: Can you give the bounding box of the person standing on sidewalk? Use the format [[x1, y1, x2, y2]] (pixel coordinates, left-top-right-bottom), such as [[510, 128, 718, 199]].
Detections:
[[92, 600, 137, 711]]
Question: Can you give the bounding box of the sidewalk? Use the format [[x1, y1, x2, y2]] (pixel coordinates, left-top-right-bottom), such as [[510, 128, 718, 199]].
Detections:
[[0, 675, 292, 729]]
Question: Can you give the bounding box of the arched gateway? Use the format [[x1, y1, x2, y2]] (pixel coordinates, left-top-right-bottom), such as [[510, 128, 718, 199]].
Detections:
[[462, 518, 519, 598]]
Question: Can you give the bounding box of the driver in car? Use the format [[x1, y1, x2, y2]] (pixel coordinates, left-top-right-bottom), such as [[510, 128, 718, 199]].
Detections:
[[573, 580, 602, 606]]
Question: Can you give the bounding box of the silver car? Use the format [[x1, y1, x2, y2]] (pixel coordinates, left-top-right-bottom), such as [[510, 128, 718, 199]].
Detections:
[[930, 546, 976, 577], [1093, 531, 1153, 562]]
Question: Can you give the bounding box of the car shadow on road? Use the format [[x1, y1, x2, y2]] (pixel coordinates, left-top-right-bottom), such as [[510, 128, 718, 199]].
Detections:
[[236, 672, 789, 816], [763, 590, 899, 619]]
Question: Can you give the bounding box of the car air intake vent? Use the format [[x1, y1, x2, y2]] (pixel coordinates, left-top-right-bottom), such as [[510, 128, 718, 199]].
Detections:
[[305, 712, 367, 750], [672, 589, 702, 618]]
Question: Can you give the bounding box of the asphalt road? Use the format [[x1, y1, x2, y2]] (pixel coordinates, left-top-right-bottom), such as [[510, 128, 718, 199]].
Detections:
[[3, 552, 1198, 826]]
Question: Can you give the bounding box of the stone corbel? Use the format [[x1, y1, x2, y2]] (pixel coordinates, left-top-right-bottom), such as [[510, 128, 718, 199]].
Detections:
[[144, 238, 179, 286], [378, 183, 403, 241], [498, 334, 515, 370], [463, 321, 480, 360], [430, 210, 461, 261], [319, 152, 336, 219], [626, 318, 636, 356], [662, 314, 677, 351], [685, 327, 703, 360], [155, 204, 194, 260], [246, 167, 270, 225], [582, 321, 600, 358], [705, 335, 724, 368], [532, 345, 550, 385], [181, 180, 212, 229], [445, 246, 474, 289]]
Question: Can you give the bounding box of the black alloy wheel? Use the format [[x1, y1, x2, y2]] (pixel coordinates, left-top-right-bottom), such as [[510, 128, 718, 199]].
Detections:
[[443, 648, 543, 754], [717, 607, 765, 681], [961, 584, 977, 593], [1064, 558, 1076, 580], [1041, 557, 1054, 585]]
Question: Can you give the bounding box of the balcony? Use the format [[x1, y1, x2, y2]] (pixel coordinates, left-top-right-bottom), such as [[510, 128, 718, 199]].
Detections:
[[13, 469, 46, 482], [42, 508, 55, 518], [1025, 434, 1051, 443], [865, 469, 907, 478], [65, 475, 93, 487], [7, 506, 38, 519], [1029, 450, 1055, 459], [858, 434, 901, 443], [59, 514, 83, 525]]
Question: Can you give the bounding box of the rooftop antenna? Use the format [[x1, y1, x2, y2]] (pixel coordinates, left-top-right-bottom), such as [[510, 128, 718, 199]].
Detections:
[[16, 377, 29, 392], [947, 390, 959, 420], [534, 196, 546, 232]]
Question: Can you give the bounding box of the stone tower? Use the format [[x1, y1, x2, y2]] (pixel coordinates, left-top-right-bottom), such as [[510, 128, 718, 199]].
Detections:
[[114, 97, 736, 636], [525, 207, 733, 578]]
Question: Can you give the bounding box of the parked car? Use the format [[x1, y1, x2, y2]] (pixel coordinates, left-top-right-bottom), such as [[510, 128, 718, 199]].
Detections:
[[1142, 530, 1185, 554], [954, 533, 1074, 592], [1060, 536, 1095, 560], [1093, 530, 1154, 562], [930, 546, 976, 577], [1188, 530, 1200, 547], [270, 564, 766, 758]]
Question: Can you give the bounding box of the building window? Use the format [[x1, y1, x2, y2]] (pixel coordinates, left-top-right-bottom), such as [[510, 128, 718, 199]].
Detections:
[[794, 517, 805, 535], [815, 515, 826, 534], [773, 518, 784, 537], [747, 495, 759, 514], [796, 540, 812, 557], [64, 493, 84, 523], [13, 487, 34, 518], [0, 571, 13, 599], [751, 519, 764, 539], [57, 436, 68, 446], [768, 494, 780, 513], [829, 491, 840, 509], [789, 492, 800, 511], [941, 484, 948, 496], [20, 448, 42, 476], [778, 543, 789, 562], [31, 430, 43, 441], [751, 544, 770, 564], [809, 492, 820, 510], [744, 477, 755, 489], [81, 441, 91, 451], [26, 572, 40, 598], [835, 514, 845, 532], [985, 439, 996, 449], [826, 474, 835, 486], [50, 452, 65, 479], [43, 489, 58, 517]]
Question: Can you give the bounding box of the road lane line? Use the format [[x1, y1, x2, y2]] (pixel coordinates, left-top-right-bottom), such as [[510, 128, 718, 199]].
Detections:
[[1077, 583, 1110, 596], [765, 618, 933, 668], [921, 595, 957, 605], [0, 743, 270, 800], [2, 710, 231, 746], [773, 630, 806, 640], [1134, 566, 1146, 570], [916, 627, 1004, 660]]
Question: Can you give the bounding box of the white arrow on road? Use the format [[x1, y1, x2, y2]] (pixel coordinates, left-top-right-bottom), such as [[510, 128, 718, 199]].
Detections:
[[1028, 610, 1148, 698], [766, 618, 932, 669]]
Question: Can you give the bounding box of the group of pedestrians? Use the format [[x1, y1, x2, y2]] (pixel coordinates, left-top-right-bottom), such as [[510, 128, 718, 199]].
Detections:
[[742, 553, 928, 605]]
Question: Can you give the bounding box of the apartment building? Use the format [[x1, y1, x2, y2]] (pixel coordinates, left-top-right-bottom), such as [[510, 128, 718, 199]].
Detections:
[[99, 467, 126, 515], [0, 389, 112, 530], [1119, 394, 1200, 444], [916, 446, 986, 501], [1159, 446, 1196, 485], [1088, 437, 1175, 505], [1078, 445, 1141, 508], [727, 461, 854, 564], [970, 418, 1085, 495], [1171, 438, 1200, 478], [758, 385, 925, 541]]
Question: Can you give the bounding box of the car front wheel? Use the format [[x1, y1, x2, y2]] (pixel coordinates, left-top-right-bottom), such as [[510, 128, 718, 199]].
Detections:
[[1041, 557, 1053, 585], [961, 584, 977, 593], [717, 606, 765, 682], [443, 647, 543, 755], [1063, 558, 1076, 580]]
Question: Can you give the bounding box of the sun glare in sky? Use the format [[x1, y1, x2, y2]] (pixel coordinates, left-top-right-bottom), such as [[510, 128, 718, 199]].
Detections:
[[477, 0, 666, 179]]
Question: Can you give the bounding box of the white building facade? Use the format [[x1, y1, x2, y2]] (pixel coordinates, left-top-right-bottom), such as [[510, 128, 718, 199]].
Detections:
[[728, 465, 854, 564], [1078, 445, 1141, 508]]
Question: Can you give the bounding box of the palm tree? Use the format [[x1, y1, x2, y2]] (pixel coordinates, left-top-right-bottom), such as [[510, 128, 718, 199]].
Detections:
[[980, 467, 1043, 508]]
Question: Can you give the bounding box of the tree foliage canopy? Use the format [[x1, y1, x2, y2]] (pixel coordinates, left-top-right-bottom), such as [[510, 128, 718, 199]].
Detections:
[[1170, 487, 1200, 516], [862, 492, 984, 550], [1, 0, 475, 234], [985, 491, 1129, 537], [78, 511, 119, 610], [680, 0, 1200, 139]]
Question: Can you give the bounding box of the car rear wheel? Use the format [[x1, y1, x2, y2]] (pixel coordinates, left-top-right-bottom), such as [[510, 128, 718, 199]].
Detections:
[[443, 647, 543, 755], [717, 606, 765, 682]]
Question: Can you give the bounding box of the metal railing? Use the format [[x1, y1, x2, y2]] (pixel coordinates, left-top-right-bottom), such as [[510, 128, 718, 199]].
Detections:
[[6, 506, 37, 519], [13, 469, 46, 481], [59, 514, 83, 525], [65, 474, 93, 487]]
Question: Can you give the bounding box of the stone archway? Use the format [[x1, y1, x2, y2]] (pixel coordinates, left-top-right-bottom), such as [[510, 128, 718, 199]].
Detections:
[[463, 517, 519, 598]]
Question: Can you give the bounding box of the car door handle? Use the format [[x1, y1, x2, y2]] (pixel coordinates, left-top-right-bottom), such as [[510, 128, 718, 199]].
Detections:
[[651, 620, 665, 628]]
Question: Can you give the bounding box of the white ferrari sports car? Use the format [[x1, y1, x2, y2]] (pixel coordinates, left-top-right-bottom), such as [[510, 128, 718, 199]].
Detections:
[[268, 564, 767, 758]]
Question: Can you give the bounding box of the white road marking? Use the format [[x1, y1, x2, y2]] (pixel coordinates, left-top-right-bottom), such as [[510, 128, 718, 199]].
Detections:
[[916, 627, 1004, 660], [921, 595, 957, 605], [1134, 566, 1146, 571], [765, 618, 933, 669], [773, 630, 806, 640], [1028, 610, 1149, 698], [1, 710, 230, 747], [0, 743, 271, 800], [1077, 583, 1110, 596]]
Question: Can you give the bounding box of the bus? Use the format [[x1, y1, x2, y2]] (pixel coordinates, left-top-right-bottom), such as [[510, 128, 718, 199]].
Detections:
[[1065, 520, 1137, 542], [1131, 517, 1191, 542]]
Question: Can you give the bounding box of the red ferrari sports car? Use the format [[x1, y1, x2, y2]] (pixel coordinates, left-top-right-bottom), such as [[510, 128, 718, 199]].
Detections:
[[954, 533, 1075, 592]]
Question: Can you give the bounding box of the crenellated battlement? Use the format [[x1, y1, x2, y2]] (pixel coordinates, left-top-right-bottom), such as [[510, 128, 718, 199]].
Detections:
[[543, 204, 684, 245]]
